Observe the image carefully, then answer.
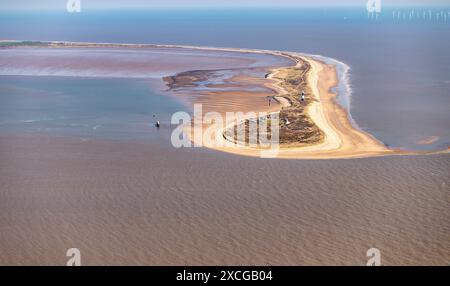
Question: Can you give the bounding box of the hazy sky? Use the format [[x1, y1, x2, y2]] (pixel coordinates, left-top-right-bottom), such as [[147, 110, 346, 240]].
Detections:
[[2, 0, 449, 10]]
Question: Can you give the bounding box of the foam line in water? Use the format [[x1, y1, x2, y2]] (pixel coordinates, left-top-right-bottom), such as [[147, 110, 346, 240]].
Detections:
[[296, 52, 359, 130]]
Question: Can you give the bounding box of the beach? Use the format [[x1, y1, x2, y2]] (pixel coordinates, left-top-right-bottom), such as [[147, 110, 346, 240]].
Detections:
[[153, 44, 445, 158]]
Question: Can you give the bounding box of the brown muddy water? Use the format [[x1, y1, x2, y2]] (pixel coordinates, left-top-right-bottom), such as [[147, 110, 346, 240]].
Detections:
[[0, 135, 449, 265]]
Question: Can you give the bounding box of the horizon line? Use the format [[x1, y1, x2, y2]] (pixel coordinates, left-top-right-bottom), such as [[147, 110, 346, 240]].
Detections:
[[2, 4, 450, 12]]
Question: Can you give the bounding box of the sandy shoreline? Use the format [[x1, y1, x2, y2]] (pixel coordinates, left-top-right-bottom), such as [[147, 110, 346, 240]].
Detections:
[[186, 54, 391, 159], [167, 48, 444, 159], [2, 41, 447, 159]]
